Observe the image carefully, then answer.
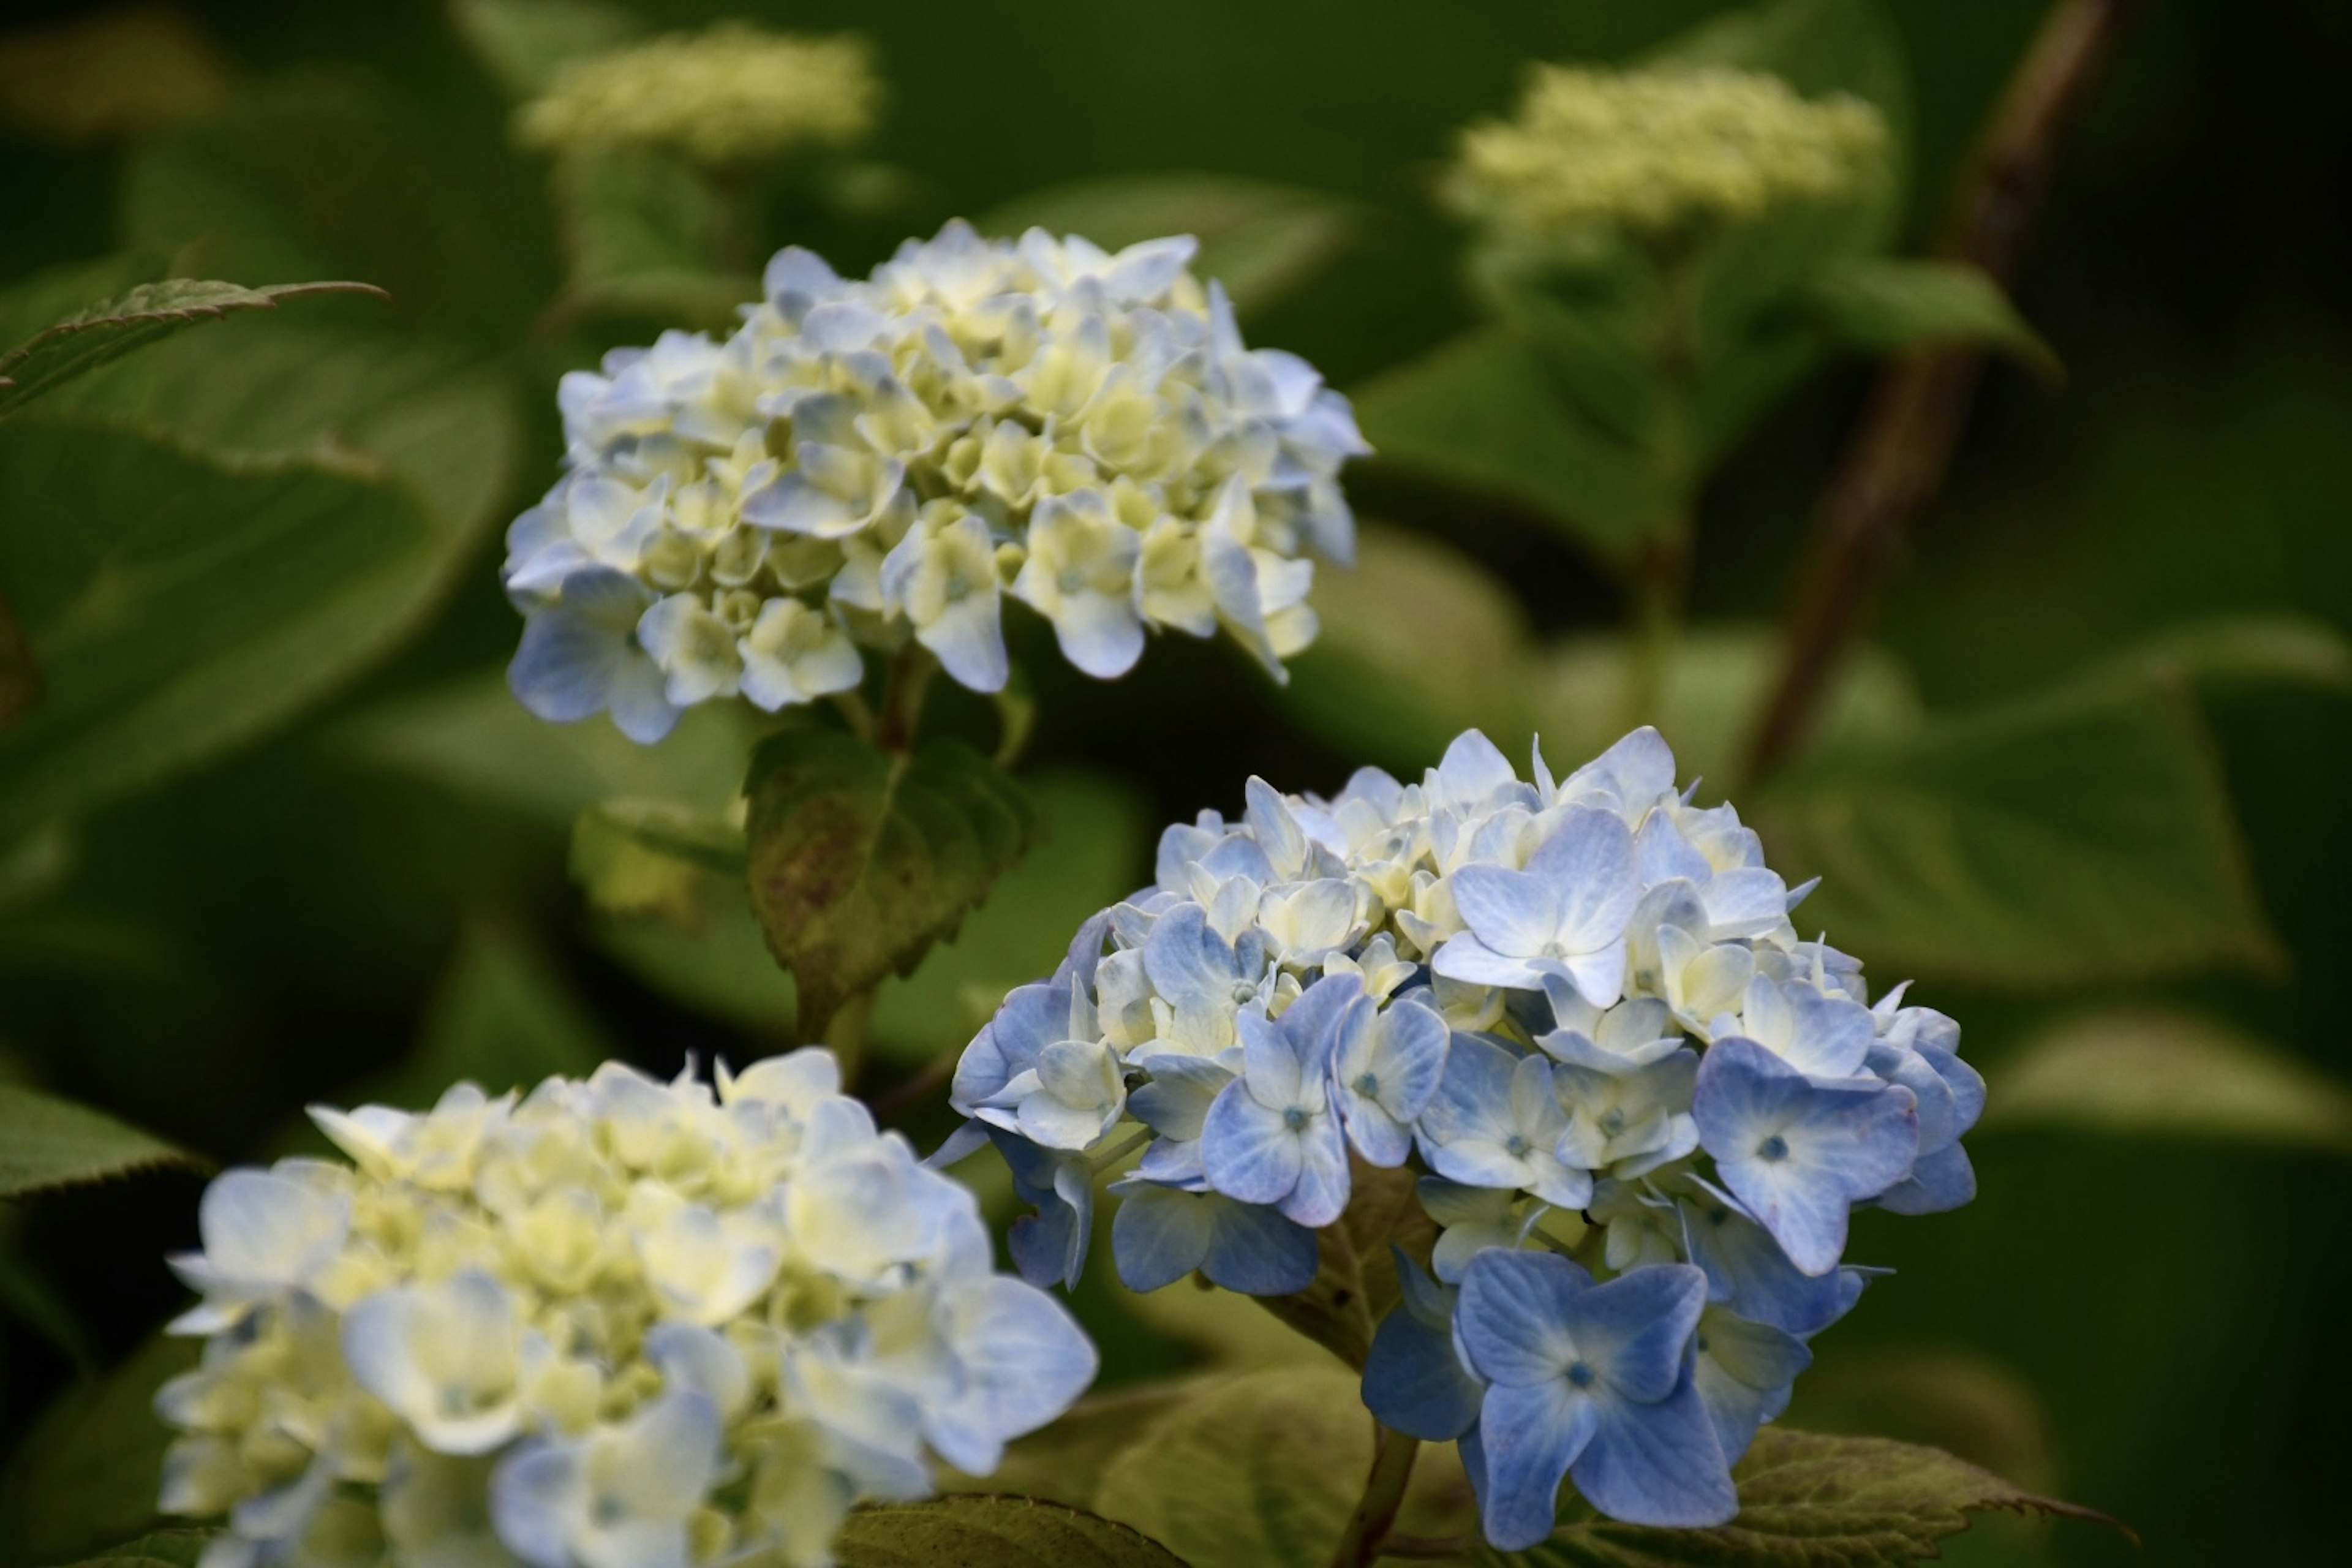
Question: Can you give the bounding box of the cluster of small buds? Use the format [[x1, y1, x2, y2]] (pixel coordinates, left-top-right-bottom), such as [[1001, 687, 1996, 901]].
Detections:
[[1449, 65, 1889, 253], [156, 1052, 1095, 1568], [503, 222, 1368, 742], [948, 727, 1980, 1547], [514, 22, 881, 168]]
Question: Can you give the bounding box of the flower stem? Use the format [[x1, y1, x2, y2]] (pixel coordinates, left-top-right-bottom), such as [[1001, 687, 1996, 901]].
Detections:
[[824, 987, 875, 1082], [1327, 1420, 1422, 1568], [875, 642, 937, 752], [1088, 1124, 1154, 1174], [1743, 0, 2131, 781]]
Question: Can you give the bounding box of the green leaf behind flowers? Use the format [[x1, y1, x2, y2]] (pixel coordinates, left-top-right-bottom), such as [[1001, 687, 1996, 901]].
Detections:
[[745, 729, 1036, 1039], [1091, 1366, 1476, 1568], [49, 1530, 219, 1568], [0, 1334, 198, 1566], [1803, 257, 2056, 376], [834, 1494, 1185, 1568], [0, 1082, 197, 1199], [0, 278, 386, 422], [1251, 1158, 1436, 1370], [1981, 1006, 2352, 1155], [1481, 1428, 2119, 1567], [1754, 671, 2282, 988]]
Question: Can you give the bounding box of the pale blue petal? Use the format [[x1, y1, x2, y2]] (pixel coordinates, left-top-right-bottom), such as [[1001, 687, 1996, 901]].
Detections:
[[1450, 864, 1564, 957], [1525, 808, 1638, 950], [1559, 1264, 1706, 1406], [1476, 1379, 1597, 1550], [1364, 1304, 1485, 1441], [1052, 592, 1146, 679], [921, 591, 1009, 694], [1142, 902, 1243, 1013], [1110, 1181, 1213, 1292], [1693, 1308, 1810, 1464], [1678, 1193, 1850, 1336], [1873, 1141, 1976, 1215], [1200, 1082, 1304, 1205], [1456, 1249, 1587, 1387], [1430, 935, 1551, 990], [1200, 1196, 1318, 1295], [1570, 1374, 1736, 1527], [1277, 1113, 1351, 1227]]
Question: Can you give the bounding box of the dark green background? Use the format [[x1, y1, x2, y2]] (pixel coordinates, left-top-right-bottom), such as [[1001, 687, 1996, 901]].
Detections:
[[2, 2, 2348, 1564]]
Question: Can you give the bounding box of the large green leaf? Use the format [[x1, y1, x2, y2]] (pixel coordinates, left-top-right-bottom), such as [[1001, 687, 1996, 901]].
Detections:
[[1091, 1366, 1474, 1568], [1251, 1159, 1434, 1371], [980, 173, 1362, 319], [1278, 520, 1536, 777], [944, 1382, 1209, 1508], [834, 1494, 1186, 1568], [350, 922, 616, 1107], [50, 1530, 218, 1568], [0, 278, 385, 423], [1483, 1428, 2114, 1567], [1533, 626, 1920, 797], [1753, 674, 2282, 988], [449, 0, 643, 98], [1981, 1007, 2352, 1155], [1784, 1346, 2061, 1496], [1803, 258, 2056, 375], [545, 148, 757, 333], [570, 797, 746, 920], [0, 425, 448, 835], [0, 1083, 196, 1199], [745, 729, 1036, 1038], [0, 1333, 198, 1566], [1349, 328, 1673, 569]]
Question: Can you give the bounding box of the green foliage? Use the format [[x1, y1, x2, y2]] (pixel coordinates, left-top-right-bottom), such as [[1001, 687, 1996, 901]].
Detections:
[[1479, 1428, 2114, 1567], [450, 0, 643, 99], [1349, 328, 1670, 568], [834, 1494, 1186, 1568], [0, 1334, 197, 1567], [1803, 257, 2055, 375], [0, 426, 451, 836], [570, 797, 746, 919], [1251, 1159, 1436, 1370], [0, 279, 385, 422], [545, 147, 755, 331], [47, 1531, 217, 1568], [1982, 1008, 2352, 1155], [0, 1084, 195, 1199], [1754, 673, 2282, 987], [1091, 1366, 1474, 1568], [1785, 1346, 2060, 1496], [356, 923, 615, 1106], [744, 729, 1036, 1039], [981, 173, 1363, 319]]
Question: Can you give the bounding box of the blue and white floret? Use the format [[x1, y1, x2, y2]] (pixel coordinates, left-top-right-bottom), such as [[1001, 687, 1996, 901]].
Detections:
[[503, 221, 1368, 741], [156, 1050, 1095, 1568], [946, 726, 1982, 1547]]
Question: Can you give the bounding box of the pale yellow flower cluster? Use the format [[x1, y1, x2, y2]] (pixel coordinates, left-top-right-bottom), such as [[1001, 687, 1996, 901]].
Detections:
[[516, 22, 879, 167], [1451, 66, 1888, 248]]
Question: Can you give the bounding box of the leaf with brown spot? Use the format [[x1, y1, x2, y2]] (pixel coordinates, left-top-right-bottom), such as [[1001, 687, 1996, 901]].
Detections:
[[744, 728, 1035, 1039]]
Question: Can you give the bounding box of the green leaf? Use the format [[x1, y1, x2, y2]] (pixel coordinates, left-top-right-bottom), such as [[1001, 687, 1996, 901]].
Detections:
[[354, 922, 616, 1106], [545, 148, 757, 332], [571, 798, 747, 920], [332, 669, 763, 827], [1350, 328, 1675, 569], [1483, 1428, 2116, 1567], [944, 1383, 1207, 1508], [1091, 1366, 1475, 1568], [1803, 258, 2057, 375], [834, 1494, 1186, 1568], [0, 8, 225, 146], [744, 730, 1036, 1038], [0, 424, 450, 836], [0, 1082, 197, 1199], [1753, 674, 2283, 988], [449, 0, 643, 98], [48, 1530, 219, 1568], [2090, 612, 2352, 697], [1981, 1006, 2352, 1154], [1278, 520, 1535, 778], [1784, 1346, 2061, 1496], [0, 278, 386, 423], [979, 173, 1361, 319], [867, 770, 1148, 1065], [0, 1233, 100, 1371], [1532, 626, 1920, 799], [0, 1333, 198, 1566], [1251, 1159, 1435, 1370]]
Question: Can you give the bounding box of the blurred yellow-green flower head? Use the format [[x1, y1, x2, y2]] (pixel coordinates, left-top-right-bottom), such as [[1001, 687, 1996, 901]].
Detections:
[[516, 21, 880, 167], [1450, 64, 1888, 251]]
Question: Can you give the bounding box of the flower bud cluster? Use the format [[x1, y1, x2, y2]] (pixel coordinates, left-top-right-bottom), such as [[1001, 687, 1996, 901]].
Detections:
[[514, 22, 881, 167], [949, 727, 1980, 1546], [157, 1052, 1095, 1568], [1450, 65, 1889, 251], [503, 222, 1367, 742]]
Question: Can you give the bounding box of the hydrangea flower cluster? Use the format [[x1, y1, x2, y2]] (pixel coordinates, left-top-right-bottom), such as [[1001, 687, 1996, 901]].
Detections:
[[514, 23, 881, 167], [156, 1051, 1095, 1568], [949, 727, 1981, 1547], [503, 222, 1368, 742], [1449, 66, 1888, 251]]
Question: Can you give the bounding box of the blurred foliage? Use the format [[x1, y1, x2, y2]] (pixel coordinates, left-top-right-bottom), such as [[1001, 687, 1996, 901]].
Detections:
[[0, 0, 2345, 1562]]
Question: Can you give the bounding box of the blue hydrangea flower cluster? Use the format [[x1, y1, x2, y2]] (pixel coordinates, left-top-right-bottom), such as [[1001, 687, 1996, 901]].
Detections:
[[947, 727, 1981, 1546], [503, 222, 1367, 742], [157, 1050, 1095, 1568]]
